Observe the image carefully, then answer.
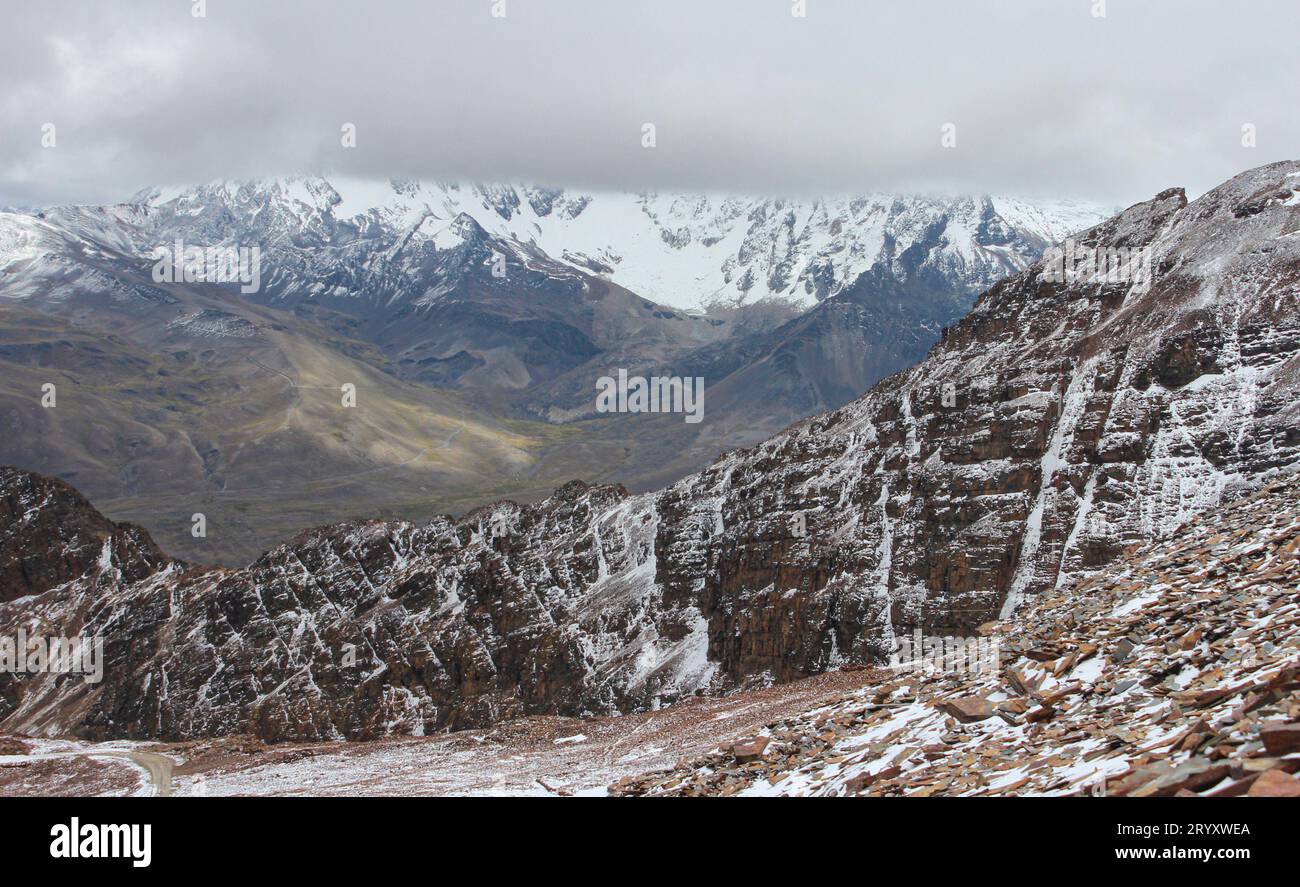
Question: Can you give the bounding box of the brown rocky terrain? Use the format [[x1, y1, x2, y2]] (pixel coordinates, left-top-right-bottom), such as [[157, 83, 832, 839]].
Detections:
[[0, 161, 1297, 744], [4, 473, 1293, 797], [0, 468, 166, 602], [611, 472, 1300, 796]]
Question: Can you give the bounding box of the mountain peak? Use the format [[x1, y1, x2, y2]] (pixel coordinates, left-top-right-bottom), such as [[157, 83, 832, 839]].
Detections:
[[0, 466, 170, 601], [100, 176, 1114, 313]]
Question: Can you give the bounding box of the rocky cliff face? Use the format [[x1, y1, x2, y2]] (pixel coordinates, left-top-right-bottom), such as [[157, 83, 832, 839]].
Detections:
[[613, 471, 1300, 797], [1, 162, 1297, 742], [0, 469, 167, 603], [0, 472, 714, 740], [651, 163, 1298, 688]]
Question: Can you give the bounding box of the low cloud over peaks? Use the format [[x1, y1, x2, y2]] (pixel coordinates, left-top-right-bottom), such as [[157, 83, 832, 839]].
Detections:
[[2, 0, 1297, 206]]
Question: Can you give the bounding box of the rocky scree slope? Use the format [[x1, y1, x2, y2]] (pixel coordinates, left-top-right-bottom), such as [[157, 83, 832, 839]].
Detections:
[[611, 472, 1300, 797], [0, 162, 1297, 742]]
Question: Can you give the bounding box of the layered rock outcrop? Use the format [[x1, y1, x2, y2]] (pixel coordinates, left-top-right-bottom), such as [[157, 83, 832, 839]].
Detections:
[[613, 472, 1300, 797]]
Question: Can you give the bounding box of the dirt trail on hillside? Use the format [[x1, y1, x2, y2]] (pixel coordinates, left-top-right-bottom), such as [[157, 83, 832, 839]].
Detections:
[[0, 741, 178, 797]]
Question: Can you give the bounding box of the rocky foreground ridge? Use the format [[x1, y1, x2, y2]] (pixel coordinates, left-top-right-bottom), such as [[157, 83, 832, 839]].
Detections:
[[611, 473, 1300, 796], [1, 161, 1298, 742]]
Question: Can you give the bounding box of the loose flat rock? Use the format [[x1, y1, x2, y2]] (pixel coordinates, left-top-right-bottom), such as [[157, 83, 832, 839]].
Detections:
[[939, 697, 996, 724]]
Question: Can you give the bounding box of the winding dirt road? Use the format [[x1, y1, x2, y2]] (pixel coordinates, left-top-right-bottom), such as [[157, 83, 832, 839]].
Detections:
[[121, 750, 176, 797], [0, 743, 178, 797]]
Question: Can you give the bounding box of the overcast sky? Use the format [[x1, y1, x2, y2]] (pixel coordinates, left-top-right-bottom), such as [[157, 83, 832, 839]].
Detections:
[[1, 0, 1296, 208]]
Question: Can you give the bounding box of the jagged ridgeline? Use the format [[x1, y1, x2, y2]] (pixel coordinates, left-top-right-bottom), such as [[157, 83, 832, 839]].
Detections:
[[1, 161, 1297, 741]]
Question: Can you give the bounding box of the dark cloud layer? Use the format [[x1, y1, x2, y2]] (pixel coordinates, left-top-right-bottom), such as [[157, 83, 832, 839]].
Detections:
[[1, 0, 1296, 207]]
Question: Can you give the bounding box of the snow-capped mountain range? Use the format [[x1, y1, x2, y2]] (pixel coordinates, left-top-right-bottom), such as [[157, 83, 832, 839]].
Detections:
[[0, 177, 1110, 313], [119, 177, 1111, 312]]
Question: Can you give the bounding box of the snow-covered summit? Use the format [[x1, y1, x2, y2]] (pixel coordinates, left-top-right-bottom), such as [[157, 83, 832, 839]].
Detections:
[[121, 176, 1112, 312]]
